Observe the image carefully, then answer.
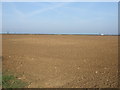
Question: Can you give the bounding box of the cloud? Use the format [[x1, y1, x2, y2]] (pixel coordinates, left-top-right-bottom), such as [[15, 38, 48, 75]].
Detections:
[[31, 3, 65, 15], [12, 2, 67, 18]]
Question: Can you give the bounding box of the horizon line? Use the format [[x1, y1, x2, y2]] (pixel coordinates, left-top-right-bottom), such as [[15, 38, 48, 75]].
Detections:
[[0, 33, 119, 36]]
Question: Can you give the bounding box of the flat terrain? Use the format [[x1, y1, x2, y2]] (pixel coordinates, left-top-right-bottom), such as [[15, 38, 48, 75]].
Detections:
[[2, 35, 118, 88]]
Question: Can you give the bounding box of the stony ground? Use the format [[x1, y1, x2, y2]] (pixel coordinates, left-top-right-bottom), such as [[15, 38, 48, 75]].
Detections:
[[2, 35, 118, 88]]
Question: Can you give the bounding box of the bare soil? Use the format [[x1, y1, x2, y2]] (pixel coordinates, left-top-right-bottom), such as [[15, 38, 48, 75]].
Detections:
[[2, 35, 118, 88]]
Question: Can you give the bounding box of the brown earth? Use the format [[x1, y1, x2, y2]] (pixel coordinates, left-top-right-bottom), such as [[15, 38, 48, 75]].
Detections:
[[2, 35, 118, 88], [0, 35, 2, 89]]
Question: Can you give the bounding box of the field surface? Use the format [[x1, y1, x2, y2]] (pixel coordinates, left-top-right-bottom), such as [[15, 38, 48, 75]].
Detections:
[[2, 35, 118, 88]]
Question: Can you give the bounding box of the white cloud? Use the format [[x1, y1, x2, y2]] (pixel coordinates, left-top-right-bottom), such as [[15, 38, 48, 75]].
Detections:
[[12, 2, 67, 19], [28, 3, 66, 17]]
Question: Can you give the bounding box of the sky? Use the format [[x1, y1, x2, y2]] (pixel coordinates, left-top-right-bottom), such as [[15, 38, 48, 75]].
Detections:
[[0, 2, 2, 33], [2, 2, 118, 34]]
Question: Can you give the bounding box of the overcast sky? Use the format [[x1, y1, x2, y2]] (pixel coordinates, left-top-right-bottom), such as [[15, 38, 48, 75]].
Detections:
[[2, 2, 118, 34]]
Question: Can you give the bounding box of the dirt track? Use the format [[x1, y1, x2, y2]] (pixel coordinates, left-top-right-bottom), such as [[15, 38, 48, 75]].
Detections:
[[2, 35, 118, 88]]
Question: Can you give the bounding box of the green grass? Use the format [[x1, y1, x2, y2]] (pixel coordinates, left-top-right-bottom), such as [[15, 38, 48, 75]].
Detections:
[[2, 72, 28, 88]]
